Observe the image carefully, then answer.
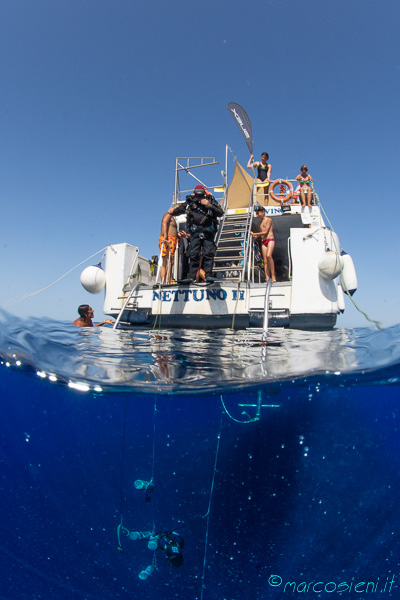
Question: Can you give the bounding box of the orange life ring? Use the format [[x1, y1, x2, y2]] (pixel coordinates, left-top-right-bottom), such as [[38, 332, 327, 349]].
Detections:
[[269, 179, 293, 204]]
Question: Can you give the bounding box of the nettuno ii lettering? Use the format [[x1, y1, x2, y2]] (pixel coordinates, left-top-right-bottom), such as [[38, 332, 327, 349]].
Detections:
[[152, 288, 245, 303]]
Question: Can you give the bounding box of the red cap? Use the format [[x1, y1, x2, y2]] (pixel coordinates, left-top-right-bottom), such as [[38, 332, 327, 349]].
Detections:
[[194, 185, 205, 190]]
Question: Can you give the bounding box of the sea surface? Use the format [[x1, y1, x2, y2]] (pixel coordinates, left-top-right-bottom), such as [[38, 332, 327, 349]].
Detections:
[[1, 311, 400, 599]]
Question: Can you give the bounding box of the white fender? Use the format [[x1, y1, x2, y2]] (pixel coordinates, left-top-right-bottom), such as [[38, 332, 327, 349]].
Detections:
[[318, 251, 343, 280], [337, 283, 345, 313], [340, 253, 358, 296], [80, 265, 106, 294]]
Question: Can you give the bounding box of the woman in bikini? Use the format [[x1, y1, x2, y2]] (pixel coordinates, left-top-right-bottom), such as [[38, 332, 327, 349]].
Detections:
[[295, 165, 314, 208]]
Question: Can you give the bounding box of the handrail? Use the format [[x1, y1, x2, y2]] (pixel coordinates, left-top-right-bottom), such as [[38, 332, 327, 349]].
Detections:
[[239, 187, 256, 282], [113, 282, 144, 330], [262, 278, 272, 331]]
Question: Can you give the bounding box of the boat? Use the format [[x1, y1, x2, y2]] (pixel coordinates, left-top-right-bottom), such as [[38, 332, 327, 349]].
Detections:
[[80, 149, 357, 330]]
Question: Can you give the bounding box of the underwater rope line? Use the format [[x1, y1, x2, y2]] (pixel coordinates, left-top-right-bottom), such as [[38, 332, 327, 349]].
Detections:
[[2, 246, 110, 309], [150, 396, 157, 533], [200, 413, 223, 600], [316, 196, 383, 330], [117, 396, 158, 551], [220, 394, 260, 424], [117, 397, 129, 551]]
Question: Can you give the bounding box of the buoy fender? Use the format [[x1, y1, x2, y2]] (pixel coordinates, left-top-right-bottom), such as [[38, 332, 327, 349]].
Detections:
[[80, 265, 106, 294], [318, 251, 343, 280], [337, 283, 345, 313], [340, 253, 357, 296]]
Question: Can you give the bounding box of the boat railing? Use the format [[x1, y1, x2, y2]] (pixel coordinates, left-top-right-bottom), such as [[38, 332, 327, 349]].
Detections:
[[263, 278, 272, 330], [173, 156, 226, 207], [252, 178, 315, 206], [113, 281, 145, 330], [240, 199, 255, 283]]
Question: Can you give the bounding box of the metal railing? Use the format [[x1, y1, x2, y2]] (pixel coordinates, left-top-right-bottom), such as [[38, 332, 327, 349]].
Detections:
[[113, 282, 144, 330]]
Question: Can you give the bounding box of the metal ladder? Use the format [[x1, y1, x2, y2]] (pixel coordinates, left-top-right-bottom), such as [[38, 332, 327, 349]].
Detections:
[[212, 212, 253, 281]]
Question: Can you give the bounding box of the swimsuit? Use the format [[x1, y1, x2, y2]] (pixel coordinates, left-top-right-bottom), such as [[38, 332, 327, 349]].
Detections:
[[159, 235, 178, 257], [262, 238, 275, 246], [257, 163, 270, 182]]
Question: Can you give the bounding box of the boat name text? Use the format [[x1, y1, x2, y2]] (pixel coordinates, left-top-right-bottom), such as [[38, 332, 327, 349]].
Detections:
[[153, 288, 245, 303]]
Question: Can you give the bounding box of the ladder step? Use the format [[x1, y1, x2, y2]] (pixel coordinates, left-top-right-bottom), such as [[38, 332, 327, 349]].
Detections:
[[213, 265, 244, 271], [225, 213, 247, 221], [214, 256, 244, 262], [220, 233, 246, 239], [217, 244, 244, 250]]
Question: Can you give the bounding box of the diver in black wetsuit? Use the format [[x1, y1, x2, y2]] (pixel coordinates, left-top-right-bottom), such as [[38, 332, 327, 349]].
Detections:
[[169, 185, 224, 282], [153, 531, 184, 567], [127, 529, 184, 570]]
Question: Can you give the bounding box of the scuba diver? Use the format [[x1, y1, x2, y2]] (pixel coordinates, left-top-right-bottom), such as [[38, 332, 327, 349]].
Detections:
[[150, 531, 184, 568], [168, 184, 224, 282], [118, 526, 184, 579]]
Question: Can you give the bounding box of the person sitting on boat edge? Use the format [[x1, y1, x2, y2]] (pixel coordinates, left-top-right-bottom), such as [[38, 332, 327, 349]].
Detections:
[[247, 152, 272, 206], [295, 165, 314, 209], [158, 210, 180, 284], [169, 185, 224, 283], [250, 206, 276, 283], [72, 305, 114, 327]]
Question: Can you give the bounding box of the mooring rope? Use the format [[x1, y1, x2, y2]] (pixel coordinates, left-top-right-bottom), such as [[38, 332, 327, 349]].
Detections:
[[2, 246, 110, 308]]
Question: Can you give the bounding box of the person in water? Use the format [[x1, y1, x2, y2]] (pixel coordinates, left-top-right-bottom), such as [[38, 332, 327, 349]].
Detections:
[[295, 165, 314, 208], [169, 185, 224, 282], [158, 210, 179, 284], [72, 305, 113, 327], [250, 205, 276, 282], [247, 152, 272, 205], [128, 529, 184, 568]]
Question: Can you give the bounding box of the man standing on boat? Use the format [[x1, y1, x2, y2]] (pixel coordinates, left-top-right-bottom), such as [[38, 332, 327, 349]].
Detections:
[[158, 211, 179, 284], [250, 206, 276, 282], [168, 185, 224, 283]]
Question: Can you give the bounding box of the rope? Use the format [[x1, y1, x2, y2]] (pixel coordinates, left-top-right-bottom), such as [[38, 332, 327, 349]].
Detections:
[[220, 395, 260, 424], [117, 397, 129, 551], [117, 397, 158, 550], [152, 284, 163, 331], [200, 414, 223, 600], [2, 246, 110, 308], [316, 196, 383, 330], [151, 397, 157, 533], [152, 241, 171, 330]]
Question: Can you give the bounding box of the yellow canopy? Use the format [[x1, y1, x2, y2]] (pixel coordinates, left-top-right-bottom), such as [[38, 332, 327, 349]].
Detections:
[[226, 160, 280, 208]]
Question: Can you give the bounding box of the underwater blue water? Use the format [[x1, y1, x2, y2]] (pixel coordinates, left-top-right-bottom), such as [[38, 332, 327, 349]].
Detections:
[[1, 314, 400, 599]]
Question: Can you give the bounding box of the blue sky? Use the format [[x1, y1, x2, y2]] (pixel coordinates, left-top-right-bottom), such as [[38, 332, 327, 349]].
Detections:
[[0, 0, 399, 327]]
